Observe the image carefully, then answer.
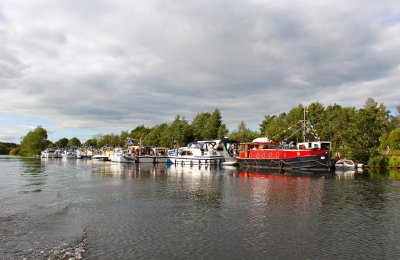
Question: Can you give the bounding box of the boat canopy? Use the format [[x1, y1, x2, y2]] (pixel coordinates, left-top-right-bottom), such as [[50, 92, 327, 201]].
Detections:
[[252, 137, 273, 143]]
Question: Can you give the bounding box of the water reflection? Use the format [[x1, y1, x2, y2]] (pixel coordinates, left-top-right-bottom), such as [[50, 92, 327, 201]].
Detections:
[[19, 157, 46, 194], [366, 168, 400, 180], [3, 156, 400, 259], [234, 167, 327, 212], [335, 170, 356, 179]]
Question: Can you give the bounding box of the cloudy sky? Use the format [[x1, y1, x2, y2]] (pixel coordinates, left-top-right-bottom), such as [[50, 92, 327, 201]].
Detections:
[[1, 0, 399, 143]]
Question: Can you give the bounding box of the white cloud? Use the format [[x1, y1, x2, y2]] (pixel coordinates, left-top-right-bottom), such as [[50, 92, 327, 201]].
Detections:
[[0, 0, 399, 141]]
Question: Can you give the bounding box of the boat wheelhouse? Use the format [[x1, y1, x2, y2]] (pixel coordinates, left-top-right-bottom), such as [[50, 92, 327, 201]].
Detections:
[[131, 146, 170, 163], [168, 142, 225, 165], [109, 148, 131, 163], [198, 138, 239, 166], [41, 148, 58, 158], [237, 138, 332, 172]]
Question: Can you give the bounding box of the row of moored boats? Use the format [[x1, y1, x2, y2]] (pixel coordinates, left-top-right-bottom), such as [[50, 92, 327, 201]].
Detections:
[[41, 139, 239, 166], [41, 137, 357, 172]]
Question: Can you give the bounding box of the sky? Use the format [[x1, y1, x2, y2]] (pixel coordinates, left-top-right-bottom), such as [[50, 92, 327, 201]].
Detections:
[[1, 0, 399, 143]]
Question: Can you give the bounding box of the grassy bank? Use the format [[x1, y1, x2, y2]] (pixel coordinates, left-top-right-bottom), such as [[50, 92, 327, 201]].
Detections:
[[367, 150, 400, 169]]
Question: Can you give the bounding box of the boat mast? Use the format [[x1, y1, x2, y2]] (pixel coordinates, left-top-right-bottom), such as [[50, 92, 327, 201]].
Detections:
[[303, 107, 307, 142]]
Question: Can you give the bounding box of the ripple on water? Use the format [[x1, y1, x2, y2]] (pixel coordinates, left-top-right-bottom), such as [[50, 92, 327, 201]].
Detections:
[[2, 158, 400, 259]]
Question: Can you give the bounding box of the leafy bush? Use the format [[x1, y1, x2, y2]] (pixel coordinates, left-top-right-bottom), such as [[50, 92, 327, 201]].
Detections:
[[388, 156, 400, 168], [368, 155, 389, 168], [9, 147, 21, 155]]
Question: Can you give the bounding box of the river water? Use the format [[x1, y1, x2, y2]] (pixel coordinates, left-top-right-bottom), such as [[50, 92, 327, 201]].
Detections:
[[1, 155, 400, 259]]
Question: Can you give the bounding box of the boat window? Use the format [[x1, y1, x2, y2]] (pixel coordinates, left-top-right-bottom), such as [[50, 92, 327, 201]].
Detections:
[[269, 153, 272, 157], [284, 153, 286, 157], [276, 152, 279, 157], [239, 144, 249, 152], [262, 153, 266, 158], [321, 143, 331, 150], [256, 154, 259, 158]]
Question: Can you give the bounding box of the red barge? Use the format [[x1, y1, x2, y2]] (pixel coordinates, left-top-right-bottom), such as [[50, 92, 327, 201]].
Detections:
[[237, 137, 333, 172]]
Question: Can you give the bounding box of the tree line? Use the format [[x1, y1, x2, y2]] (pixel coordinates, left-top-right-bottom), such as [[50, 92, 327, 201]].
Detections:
[[7, 99, 400, 164]]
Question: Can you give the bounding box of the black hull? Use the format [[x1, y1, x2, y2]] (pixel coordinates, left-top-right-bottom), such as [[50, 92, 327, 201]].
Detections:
[[237, 152, 332, 172]]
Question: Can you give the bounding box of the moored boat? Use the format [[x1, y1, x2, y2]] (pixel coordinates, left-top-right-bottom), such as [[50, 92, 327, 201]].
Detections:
[[62, 148, 77, 159], [168, 142, 225, 165], [131, 146, 170, 163], [236, 138, 332, 172], [109, 148, 131, 163], [41, 148, 58, 158], [198, 138, 239, 166], [92, 147, 113, 161], [335, 159, 355, 169]]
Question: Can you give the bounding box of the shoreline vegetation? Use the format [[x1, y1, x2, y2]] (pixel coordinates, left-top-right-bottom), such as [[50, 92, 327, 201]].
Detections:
[[2, 98, 400, 168]]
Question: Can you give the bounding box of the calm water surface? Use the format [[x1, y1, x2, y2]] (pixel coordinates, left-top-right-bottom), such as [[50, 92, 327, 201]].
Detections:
[[1, 155, 400, 259]]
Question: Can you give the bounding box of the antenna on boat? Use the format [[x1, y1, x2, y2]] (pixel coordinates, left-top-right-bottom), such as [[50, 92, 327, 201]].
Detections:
[[301, 106, 309, 142]]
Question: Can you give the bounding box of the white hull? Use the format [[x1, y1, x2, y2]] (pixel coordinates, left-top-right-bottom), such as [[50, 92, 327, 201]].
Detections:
[[62, 153, 76, 159], [110, 155, 130, 163], [41, 153, 58, 159], [41, 149, 58, 158], [168, 156, 225, 165], [221, 159, 238, 166], [92, 155, 110, 161]]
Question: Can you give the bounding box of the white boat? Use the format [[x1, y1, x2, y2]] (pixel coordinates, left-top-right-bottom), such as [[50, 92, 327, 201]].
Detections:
[[92, 154, 110, 161], [76, 149, 93, 159], [198, 139, 239, 166], [109, 148, 131, 163], [62, 149, 77, 159], [335, 159, 355, 169], [168, 142, 225, 165], [41, 148, 58, 158]]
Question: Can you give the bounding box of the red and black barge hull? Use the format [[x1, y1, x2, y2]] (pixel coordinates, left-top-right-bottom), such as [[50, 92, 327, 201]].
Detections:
[[237, 151, 332, 172]]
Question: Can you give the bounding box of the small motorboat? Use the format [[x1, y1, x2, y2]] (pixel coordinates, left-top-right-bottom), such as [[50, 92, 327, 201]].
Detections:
[[335, 159, 355, 169]]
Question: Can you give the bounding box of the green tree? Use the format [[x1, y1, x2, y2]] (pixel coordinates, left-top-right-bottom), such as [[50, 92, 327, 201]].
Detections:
[[218, 124, 229, 139], [97, 134, 120, 147], [343, 98, 390, 162], [380, 129, 400, 151], [0, 142, 18, 155], [204, 109, 223, 140], [130, 125, 151, 143], [143, 123, 169, 147], [165, 115, 193, 147], [54, 138, 69, 147], [83, 138, 98, 148], [67, 137, 81, 147], [20, 126, 50, 156], [119, 131, 130, 146], [191, 112, 211, 141], [9, 147, 21, 155], [229, 121, 259, 142]]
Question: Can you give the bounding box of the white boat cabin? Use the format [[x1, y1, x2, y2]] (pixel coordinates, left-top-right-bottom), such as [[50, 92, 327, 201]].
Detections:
[[297, 141, 331, 150]]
